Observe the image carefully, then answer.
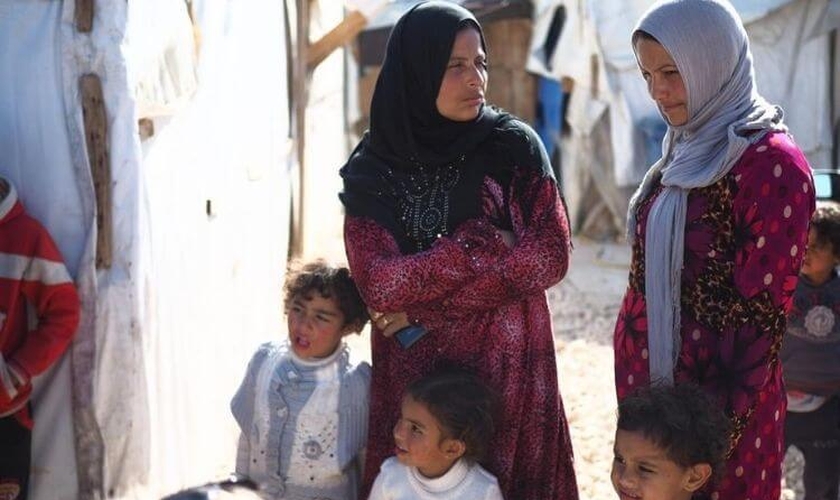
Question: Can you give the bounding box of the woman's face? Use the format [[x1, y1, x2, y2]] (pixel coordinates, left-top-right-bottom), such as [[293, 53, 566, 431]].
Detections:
[[635, 37, 688, 127], [435, 27, 488, 122]]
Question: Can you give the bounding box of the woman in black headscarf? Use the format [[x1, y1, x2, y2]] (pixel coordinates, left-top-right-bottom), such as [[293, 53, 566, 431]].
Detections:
[[340, 2, 578, 499]]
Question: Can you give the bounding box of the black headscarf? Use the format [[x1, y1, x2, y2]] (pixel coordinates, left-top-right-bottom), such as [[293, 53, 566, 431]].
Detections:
[[340, 1, 548, 253]]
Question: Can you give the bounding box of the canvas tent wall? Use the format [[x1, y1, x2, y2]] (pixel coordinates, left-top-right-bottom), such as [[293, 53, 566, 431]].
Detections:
[[529, 0, 840, 239], [0, 0, 294, 497]]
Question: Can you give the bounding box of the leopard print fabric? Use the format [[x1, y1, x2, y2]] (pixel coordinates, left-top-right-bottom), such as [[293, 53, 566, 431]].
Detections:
[[614, 132, 815, 500], [345, 169, 578, 500]]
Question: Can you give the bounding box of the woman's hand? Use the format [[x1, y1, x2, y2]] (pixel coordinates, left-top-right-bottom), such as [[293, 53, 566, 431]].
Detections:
[[369, 309, 411, 337]]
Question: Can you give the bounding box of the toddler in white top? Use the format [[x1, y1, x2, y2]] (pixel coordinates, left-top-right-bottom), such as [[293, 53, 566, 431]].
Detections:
[[368, 367, 503, 500]]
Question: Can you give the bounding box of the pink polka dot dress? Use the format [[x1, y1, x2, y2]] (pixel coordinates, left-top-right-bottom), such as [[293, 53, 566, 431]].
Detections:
[[614, 131, 815, 499]]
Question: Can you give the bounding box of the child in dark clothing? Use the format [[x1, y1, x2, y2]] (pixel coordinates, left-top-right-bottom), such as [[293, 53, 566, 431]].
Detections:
[[781, 203, 840, 500]]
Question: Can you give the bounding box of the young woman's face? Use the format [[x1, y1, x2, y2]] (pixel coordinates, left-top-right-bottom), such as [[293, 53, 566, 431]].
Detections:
[[435, 27, 488, 122], [635, 37, 688, 127], [393, 395, 463, 478], [801, 228, 839, 285], [286, 292, 348, 359], [611, 430, 708, 500]]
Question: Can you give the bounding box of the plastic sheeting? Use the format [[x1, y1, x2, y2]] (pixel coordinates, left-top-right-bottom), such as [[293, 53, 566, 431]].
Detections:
[[528, 0, 837, 237], [1, 2, 94, 498], [137, 0, 292, 495], [528, 0, 660, 192], [1, 0, 292, 497], [748, 0, 838, 169]]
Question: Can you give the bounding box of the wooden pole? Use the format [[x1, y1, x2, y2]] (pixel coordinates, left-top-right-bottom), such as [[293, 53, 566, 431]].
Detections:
[[307, 10, 368, 72], [75, 0, 93, 32], [80, 74, 113, 269], [289, 0, 309, 258]]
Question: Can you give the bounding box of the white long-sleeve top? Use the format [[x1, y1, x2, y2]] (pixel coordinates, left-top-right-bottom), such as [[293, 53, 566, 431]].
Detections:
[[368, 457, 504, 500]]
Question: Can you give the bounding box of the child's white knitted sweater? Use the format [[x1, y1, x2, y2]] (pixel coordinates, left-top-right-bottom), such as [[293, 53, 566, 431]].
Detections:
[[368, 456, 504, 500], [231, 342, 370, 499]]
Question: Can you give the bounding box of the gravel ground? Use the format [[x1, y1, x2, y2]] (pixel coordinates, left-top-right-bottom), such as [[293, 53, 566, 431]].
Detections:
[[549, 239, 804, 499]]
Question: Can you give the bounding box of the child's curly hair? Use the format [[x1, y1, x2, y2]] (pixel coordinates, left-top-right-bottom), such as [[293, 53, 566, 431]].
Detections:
[[617, 383, 731, 483], [283, 259, 369, 331], [406, 365, 501, 464], [811, 203, 840, 259]]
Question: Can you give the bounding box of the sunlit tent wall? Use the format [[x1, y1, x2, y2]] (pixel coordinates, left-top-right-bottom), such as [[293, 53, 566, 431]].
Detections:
[[0, 0, 294, 497], [529, 0, 840, 239]]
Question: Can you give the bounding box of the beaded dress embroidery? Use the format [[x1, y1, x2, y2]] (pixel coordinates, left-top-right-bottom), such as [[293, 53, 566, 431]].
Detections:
[[391, 155, 466, 252]]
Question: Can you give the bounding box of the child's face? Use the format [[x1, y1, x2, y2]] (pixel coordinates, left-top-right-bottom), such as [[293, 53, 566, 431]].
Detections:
[[287, 292, 348, 359], [611, 430, 708, 500], [802, 228, 838, 285], [393, 395, 464, 479]]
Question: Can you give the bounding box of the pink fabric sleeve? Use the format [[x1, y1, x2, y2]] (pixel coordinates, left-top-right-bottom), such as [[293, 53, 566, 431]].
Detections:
[[439, 175, 571, 314], [344, 216, 497, 312], [719, 144, 813, 417]]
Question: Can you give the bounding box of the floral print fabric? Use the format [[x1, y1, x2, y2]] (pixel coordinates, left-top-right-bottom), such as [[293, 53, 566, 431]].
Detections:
[[345, 169, 578, 500], [615, 132, 814, 499]]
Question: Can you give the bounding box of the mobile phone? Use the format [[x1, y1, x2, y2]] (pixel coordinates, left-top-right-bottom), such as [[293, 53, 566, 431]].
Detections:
[[394, 325, 428, 349]]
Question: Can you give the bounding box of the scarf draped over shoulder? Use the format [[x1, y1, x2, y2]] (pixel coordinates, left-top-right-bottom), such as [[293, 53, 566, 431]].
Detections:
[[339, 1, 551, 254], [627, 0, 786, 384]]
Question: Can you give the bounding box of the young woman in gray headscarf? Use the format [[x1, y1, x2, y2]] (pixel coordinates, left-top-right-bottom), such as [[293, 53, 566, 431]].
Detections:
[[612, 0, 814, 498]]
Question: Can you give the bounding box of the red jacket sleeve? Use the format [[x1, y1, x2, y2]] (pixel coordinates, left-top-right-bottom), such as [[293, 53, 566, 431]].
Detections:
[[10, 225, 80, 378]]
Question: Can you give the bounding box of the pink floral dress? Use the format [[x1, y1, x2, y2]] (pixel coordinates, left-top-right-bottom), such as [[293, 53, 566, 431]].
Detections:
[[345, 169, 579, 500], [614, 131, 815, 499]]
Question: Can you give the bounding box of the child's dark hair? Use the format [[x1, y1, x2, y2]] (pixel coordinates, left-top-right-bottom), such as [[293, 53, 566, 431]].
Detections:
[[160, 474, 260, 499], [617, 383, 730, 482], [406, 366, 500, 464], [283, 259, 369, 330], [810, 203, 840, 259]]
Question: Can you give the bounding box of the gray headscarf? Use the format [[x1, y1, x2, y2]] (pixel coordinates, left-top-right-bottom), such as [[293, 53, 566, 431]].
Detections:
[[627, 0, 786, 384]]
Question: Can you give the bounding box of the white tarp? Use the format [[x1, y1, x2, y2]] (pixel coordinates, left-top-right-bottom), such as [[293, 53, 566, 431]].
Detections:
[[528, 0, 838, 236], [1, 0, 292, 497], [748, 0, 839, 169], [0, 3, 87, 499], [136, 0, 292, 495]]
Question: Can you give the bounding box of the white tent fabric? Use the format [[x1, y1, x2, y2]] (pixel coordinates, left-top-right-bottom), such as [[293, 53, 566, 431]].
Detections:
[[137, 0, 292, 495], [0, 3, 87, 498], [528, 0, 660, 189], [0, 0, 292, 497], [747, 0, 839, 169], [528, 0, 837, 236]]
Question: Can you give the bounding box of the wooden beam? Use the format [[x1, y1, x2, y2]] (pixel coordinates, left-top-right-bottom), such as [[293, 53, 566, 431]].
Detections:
[[75, 0, 93, 33], [289, 0, 309, 258], [80, 74, 112, 269], [307, 10, 368, 72]]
